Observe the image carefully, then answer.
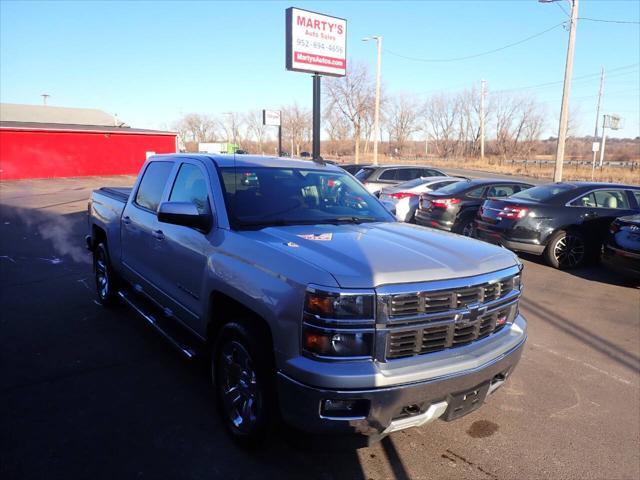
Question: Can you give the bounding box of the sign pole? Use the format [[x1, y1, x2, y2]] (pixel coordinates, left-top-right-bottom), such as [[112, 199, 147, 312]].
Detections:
[[312, 73, 321, 160], [278, 124, 282, 157]]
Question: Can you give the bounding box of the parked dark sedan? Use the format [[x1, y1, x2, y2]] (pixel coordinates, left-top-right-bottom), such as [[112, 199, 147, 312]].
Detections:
[[476, 182, 640, 269], [602, 214, 640, 279], [414, 179, 534, 236]]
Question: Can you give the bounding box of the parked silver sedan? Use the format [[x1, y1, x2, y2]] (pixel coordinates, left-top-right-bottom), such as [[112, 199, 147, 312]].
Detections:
[[379, 176, 465, 222]]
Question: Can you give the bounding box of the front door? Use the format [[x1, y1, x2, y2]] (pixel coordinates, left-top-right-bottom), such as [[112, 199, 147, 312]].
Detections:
[[153, 161, 213, 334]]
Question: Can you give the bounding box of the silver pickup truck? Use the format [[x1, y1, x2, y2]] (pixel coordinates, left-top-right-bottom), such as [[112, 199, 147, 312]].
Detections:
[[86, 154, 527, 447]]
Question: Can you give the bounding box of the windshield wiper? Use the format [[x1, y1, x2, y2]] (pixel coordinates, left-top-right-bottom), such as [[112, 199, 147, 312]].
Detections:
[[235, 219, 321, 230], [235, 216, 380, 229], [320, 216, 379, 224]]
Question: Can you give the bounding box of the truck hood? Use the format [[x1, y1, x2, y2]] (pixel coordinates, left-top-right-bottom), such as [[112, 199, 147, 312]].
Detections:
[[243, 222, 519, 288]]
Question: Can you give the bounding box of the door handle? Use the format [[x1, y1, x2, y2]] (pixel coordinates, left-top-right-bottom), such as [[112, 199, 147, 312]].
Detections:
[[585, 211, 598, 218], [122, 216, 131, 225], [152, 230, 165, 240]]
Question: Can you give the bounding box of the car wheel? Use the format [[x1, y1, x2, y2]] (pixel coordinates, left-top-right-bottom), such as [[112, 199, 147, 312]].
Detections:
[[545, 230, 586, 269], [213, 321, 275, 448], [94, 241, 119, 306], [456, 218, 476, 238]]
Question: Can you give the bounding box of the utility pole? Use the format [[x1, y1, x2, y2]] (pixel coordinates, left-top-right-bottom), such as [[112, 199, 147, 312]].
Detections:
[[364, 36, 382, 166], [591, 67, 605, 180], [480, 79, 486, 160], [599, 115, 608, 167], [553, 0, 579, 182]]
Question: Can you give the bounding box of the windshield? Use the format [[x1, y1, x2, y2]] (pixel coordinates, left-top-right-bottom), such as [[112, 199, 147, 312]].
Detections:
[[220, 167, 393, 228], [511, 184, 576, 202]]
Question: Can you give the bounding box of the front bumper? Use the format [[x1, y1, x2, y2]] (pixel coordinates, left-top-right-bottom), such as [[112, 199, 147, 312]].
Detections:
[[277, 322, 526, 443]]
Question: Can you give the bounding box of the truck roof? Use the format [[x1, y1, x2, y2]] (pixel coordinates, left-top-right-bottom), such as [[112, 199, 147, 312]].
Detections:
[[151, 153, 343, 171]]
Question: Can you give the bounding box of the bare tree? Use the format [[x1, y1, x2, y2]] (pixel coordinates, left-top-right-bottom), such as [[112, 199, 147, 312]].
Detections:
[[281, 103, 311, 156], [493, 93, 545, 161], [424, 93, 460, 158], [172, 113, 218, 149], [219, 112, 244, 146], [384, 93, 422, 155], [245, 110, 270, 154], [324, 62, 375, 163]]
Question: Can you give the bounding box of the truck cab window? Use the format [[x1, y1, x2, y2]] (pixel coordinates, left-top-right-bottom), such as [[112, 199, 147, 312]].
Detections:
[[134, 161, 173, 212], [169, 164, 209, 214]]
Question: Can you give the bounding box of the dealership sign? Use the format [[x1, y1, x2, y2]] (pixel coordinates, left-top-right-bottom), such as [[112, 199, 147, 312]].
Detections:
[[285, 7, 347, 77], [263, 109, 281, 126]]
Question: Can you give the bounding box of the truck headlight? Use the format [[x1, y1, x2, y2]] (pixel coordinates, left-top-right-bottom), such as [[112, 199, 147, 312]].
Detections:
[[302, 287, 375, 359], [305, 288, 374, 319]]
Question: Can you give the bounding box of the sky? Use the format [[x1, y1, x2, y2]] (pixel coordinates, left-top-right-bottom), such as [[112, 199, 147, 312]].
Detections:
[[1, 0, 639, 138]]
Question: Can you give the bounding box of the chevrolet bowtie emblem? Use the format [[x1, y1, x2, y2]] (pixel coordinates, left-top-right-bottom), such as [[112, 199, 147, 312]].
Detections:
[[455, 303, 488, 325]]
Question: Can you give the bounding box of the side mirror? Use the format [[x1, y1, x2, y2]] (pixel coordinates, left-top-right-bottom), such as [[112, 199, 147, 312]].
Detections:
[[157, 201, 212, 232]]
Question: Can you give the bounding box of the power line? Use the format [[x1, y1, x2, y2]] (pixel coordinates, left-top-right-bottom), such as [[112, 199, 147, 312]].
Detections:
[[490, 63, 639, 94], [579, 17, 640, 25], [384, 23, 564, 63], [555, 2, 570, 18]]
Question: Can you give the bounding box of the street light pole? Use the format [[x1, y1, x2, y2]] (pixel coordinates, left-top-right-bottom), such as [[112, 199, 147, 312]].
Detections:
[[364, 36, 382, 166], [480, 79, 486, 161], [545, 0, 579, 182]]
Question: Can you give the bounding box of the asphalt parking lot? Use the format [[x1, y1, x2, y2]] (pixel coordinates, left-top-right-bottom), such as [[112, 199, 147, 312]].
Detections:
[[1, 174, 639, 480]]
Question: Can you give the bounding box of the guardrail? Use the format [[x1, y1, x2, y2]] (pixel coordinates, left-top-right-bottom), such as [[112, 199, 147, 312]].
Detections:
[[504, 159, 639, 169]]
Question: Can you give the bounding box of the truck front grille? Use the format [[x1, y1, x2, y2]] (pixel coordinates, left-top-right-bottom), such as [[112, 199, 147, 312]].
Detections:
[[388, 277, 514, 318], [380, 272, 521, 361]]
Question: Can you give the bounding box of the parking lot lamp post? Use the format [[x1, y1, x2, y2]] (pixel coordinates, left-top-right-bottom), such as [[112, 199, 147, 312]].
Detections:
[[363, 36, 382, 166]]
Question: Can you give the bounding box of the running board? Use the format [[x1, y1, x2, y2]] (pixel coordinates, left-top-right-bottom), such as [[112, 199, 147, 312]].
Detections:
[[117, 290, 196, 359]]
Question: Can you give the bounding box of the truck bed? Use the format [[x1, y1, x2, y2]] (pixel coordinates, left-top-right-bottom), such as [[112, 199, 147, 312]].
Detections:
[[98, 187, 132, 203]]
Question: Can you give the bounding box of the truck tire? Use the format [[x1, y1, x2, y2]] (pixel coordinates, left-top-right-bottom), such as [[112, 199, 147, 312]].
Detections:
[[544, 230, 586, 269], [94, 241, 119, 306], [212, 320, 276, 448]]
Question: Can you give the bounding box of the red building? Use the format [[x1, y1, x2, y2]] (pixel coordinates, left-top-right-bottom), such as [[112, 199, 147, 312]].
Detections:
[[0, 103, 177, 180]]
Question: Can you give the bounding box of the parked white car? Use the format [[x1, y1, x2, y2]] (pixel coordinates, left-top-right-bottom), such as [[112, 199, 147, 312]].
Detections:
[[379, 176, 465, 222]]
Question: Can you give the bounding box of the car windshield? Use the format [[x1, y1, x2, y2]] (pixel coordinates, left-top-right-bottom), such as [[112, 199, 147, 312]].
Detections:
[[511, 183, 576, 202], [220, 167, 393, 228]]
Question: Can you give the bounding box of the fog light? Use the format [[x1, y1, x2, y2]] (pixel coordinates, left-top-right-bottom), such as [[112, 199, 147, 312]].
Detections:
[[320, 399, 370, 418]]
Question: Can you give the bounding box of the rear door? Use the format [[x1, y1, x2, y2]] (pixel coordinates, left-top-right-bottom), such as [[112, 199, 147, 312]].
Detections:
[[365, 168, 398, 194], [121, 161, 174, 288], [589, 189, 638, 239]]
